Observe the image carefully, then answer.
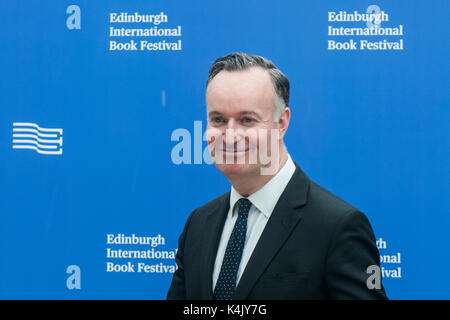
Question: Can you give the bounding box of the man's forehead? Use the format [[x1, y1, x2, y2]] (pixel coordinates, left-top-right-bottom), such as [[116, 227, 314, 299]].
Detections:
[[207, 110, 263, 119], [206, 67, 274, 105], [207, 67, 273, 92]]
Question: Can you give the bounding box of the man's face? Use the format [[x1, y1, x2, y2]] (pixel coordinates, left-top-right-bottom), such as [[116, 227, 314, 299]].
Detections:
[[206, 67, 282, 178]]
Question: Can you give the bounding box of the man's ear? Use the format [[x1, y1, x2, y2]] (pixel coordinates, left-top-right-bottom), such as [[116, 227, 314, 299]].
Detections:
[[277, 107, 291, 140]]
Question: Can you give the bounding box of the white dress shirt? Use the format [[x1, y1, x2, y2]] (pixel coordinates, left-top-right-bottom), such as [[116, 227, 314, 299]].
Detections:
[[212, 154, 296, 290]]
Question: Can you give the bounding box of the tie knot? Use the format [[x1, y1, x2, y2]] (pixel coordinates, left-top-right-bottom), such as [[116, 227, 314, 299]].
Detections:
[[237, 198, 252, 217]]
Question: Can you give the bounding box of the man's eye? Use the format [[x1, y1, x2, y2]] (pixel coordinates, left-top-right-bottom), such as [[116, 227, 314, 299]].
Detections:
[[212, 117, 224, 123], [241, 117, 254, 124]]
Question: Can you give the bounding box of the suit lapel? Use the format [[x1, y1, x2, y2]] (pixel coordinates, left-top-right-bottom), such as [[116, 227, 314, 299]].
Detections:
[[201, 193, 230, 299], [234, 164, 310, 300]]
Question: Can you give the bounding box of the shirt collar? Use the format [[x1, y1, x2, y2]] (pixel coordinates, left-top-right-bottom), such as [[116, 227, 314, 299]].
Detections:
[[229, 154, 296, 218]]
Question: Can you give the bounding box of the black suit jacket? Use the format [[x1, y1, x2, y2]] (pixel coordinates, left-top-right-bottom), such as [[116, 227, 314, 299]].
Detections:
[[167, 163, 387, 299]]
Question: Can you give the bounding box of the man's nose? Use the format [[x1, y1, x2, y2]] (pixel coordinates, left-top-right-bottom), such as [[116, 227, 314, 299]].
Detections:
[[223, 120, 243, 145]]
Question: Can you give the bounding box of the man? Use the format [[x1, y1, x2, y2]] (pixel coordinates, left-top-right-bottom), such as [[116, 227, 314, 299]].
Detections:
[[167, 53, 387, 300]]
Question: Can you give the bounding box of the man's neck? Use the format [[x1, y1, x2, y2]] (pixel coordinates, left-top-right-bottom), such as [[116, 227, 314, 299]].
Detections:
[[229, 150, 289, 197]]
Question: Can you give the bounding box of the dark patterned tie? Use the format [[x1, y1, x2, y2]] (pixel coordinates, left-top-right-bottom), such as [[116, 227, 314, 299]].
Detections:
[[214, 198, 252, 300]]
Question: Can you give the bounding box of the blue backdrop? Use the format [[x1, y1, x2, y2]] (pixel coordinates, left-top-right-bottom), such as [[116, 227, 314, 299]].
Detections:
[[0, 0, 448, 299]]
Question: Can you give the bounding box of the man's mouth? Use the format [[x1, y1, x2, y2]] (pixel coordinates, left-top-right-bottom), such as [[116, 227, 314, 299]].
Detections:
[[216, 147, 249, 153]]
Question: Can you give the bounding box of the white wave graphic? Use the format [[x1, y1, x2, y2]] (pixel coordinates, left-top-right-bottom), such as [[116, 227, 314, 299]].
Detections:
[[12, 134, 62, 145], [12, 145, 63, 155], [13, 122, 63, 134], [12, 122, 63, 155]]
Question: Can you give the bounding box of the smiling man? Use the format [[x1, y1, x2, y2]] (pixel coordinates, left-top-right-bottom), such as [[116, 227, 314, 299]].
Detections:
[[205, 63, 289, 187], [167, 53, 387, 300]]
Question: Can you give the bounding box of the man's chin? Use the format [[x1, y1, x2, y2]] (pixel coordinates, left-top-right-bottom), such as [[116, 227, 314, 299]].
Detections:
[[214, 162, 260, 177]]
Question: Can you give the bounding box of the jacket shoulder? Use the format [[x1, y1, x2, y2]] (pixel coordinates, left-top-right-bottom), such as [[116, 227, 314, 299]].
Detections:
[[310, 181, 357, 211], [304, 180, 362, 227]]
